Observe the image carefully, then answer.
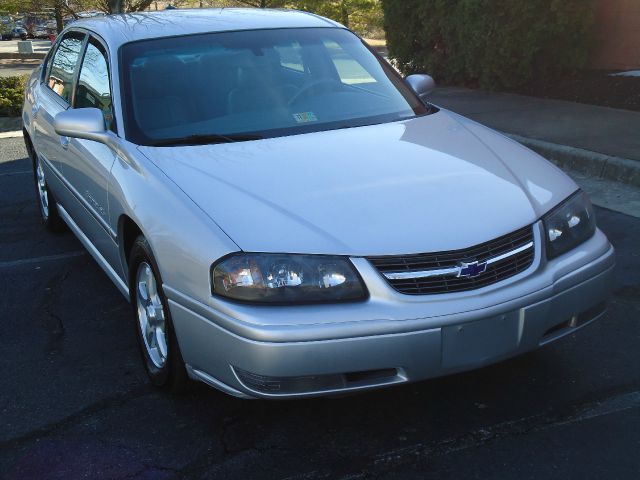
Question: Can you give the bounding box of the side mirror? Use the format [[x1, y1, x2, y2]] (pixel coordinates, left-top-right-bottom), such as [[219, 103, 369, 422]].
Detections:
[[54, 107, 110, 144], [405, 74, 436, 101]]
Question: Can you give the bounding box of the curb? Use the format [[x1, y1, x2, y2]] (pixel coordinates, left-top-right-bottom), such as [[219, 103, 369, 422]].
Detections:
[[507, 133, 640, 189], [0, 52, 47, 60]]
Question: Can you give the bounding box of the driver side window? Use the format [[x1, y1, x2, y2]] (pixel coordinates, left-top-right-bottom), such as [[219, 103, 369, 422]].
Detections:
[[75, 38, 115, 132]]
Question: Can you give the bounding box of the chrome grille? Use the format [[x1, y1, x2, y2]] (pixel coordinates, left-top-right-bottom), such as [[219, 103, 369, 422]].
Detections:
[[368, 225, 535, 295]]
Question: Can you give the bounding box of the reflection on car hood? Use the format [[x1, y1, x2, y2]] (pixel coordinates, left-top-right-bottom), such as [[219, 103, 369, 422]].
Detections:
[[139, 110, 577, 256]]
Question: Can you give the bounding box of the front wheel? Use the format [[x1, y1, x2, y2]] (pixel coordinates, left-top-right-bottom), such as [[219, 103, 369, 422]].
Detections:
[[130, 236, 188, 392]]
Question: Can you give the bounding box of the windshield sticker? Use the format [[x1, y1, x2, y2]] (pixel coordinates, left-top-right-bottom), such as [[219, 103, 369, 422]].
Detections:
[[293, 112, 318, 123]]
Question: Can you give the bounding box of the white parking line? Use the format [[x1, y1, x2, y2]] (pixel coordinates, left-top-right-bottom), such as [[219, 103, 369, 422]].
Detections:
[[0, 131, 23, 139], [0, 251, 86, 269]]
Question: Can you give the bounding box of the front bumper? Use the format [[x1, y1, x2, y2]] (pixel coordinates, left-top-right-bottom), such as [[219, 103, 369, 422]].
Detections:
[[167, 226, 615, 399]]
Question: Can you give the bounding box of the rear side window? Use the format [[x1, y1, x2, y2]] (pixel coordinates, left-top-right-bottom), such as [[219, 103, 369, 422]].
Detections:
[[75, 39, 115, 131], [48, 31, 85, 103]]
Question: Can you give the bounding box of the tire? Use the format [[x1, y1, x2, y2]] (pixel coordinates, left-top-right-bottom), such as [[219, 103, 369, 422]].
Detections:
[[25, 134, 65, 232], [129, 235, 188, 392]]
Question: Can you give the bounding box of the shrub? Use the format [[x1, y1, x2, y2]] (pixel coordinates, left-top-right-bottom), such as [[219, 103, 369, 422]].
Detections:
[[382, 0, 594, 90], [0, 75, 28, 117]]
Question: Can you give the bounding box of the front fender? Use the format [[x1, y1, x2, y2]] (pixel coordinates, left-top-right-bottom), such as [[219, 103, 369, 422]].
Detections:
[[108, 143, 239, 303]]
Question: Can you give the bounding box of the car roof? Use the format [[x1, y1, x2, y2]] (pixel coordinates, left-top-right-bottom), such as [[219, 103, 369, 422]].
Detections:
[[72, 8, 342, 47]]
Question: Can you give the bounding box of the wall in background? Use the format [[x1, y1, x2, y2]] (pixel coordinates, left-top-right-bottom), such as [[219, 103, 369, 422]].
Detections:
[[591, 0, 640, 70]]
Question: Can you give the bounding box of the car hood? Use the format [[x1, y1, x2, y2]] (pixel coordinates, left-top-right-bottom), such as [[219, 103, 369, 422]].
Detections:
[[139, 110, 577, 256]]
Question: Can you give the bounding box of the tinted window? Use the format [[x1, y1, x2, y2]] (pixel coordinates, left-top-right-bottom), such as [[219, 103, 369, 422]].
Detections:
[[120, 28, 427, 146], [76, 39, 115, 131], [48, 32, 84, 103]]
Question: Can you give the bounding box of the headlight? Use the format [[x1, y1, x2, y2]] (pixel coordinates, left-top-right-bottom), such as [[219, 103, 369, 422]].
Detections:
[[543, 190, 596, 259], [211, 253, 368, 304]]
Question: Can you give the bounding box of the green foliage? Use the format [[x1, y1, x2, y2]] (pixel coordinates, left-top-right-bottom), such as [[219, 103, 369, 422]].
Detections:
[[0, 75, 27, 117], [294, 0, 382, 34], [234, 0, 287, 7], [382, 0, 594, 90]]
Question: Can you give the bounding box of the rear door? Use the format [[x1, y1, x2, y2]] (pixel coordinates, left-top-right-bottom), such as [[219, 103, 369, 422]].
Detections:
[[32, 30, 86, 176]]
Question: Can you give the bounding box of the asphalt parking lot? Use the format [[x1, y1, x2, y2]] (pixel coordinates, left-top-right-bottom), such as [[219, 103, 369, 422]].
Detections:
[[1, 136, 639, 479]]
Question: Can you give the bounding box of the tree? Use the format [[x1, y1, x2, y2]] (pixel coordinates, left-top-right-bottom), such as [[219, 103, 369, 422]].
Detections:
[[109, 0, 123, 13], [293, 0, 381, 33], [234, 0, 286, 7], [96, 0, 155, 14], [382, 0, 594, 90]]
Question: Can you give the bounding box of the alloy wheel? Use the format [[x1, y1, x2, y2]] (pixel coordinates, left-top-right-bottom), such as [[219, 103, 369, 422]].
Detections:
[[136, 262, 168, 368], [36, 158, 49, 220]]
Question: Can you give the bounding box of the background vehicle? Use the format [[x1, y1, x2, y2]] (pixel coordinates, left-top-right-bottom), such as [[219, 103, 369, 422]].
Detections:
[[32, 26, 49, 39], [2, 25, 28, 40], [13, 26, 28, 40]]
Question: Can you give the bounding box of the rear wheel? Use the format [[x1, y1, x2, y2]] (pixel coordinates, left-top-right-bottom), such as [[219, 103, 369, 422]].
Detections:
[[26, 135, 65, 232], [130, 236, 188, 392]]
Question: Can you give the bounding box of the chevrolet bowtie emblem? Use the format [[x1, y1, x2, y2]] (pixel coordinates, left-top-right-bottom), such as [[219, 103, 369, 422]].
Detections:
[[457, 260, 488, 278]]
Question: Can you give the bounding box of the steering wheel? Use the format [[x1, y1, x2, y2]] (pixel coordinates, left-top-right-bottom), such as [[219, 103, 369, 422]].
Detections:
[[287, 78, 342, 106]]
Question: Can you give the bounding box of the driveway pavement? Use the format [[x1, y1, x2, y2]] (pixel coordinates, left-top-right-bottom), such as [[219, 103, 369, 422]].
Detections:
[[0, 58, 42, 77], [0, 39, 51, 55], [1, 136, 639, 479]]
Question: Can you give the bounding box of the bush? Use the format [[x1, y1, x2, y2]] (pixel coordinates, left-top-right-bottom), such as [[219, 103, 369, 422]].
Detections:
[[0, 75, 28, 117], [382, 0, 594, 90]]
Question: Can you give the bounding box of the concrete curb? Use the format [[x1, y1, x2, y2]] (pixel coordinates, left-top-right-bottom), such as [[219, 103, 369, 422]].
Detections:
[[0, 52, 46, 60], [507, 133, 640, 189]]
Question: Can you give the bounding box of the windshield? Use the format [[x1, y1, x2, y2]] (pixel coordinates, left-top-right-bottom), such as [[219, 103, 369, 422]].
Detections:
[[120, 27, 428, 146]]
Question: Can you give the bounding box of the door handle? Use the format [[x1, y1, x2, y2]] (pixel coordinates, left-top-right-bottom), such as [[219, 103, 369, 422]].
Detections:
[[60, 136, 70, 149]]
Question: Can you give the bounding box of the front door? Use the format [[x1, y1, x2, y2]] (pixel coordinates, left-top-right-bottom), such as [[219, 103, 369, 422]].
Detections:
[[61, 36, 120, 269]]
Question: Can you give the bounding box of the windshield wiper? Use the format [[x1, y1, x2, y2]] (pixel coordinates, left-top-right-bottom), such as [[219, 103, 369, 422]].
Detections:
[[149, 133, 263, 147]]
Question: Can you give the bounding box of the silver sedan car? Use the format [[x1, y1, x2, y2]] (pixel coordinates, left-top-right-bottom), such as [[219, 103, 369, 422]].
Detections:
[[22, 9, 615, 398]]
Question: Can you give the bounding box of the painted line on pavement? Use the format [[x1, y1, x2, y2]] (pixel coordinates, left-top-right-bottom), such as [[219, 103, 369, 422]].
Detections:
[[0, 130, 23, 139]]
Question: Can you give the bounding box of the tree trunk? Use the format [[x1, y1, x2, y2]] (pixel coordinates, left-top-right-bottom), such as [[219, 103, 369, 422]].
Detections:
[[109, 0, 124, 14], [340, 1, 349, 28], [54, 0, 64, 33]]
